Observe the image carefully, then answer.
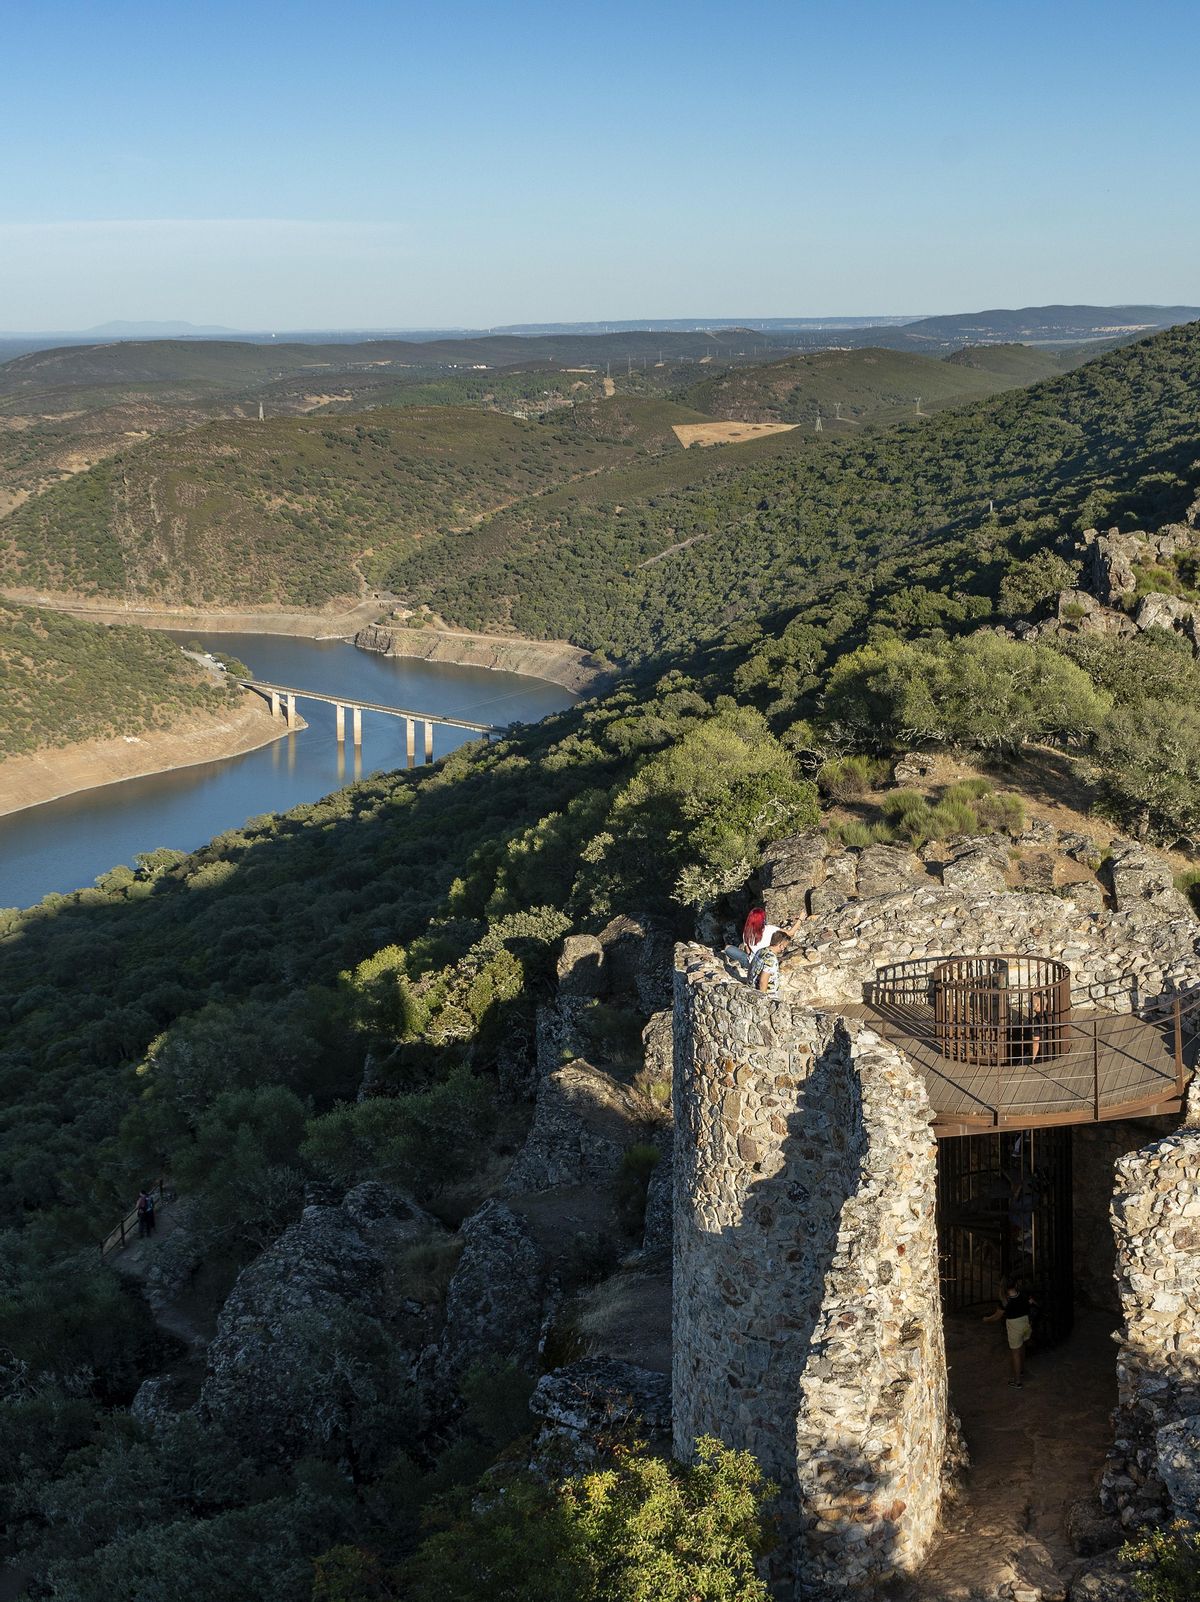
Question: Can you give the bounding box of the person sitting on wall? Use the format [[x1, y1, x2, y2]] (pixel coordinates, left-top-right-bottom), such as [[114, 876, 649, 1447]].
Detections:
[[724, 906, 804, 978], [747, 930, 790, 994], [982, 1278, 1037, 1388]]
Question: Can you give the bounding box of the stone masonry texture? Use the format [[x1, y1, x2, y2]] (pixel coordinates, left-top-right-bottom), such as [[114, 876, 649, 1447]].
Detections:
[[672, 946, 948, 1596]]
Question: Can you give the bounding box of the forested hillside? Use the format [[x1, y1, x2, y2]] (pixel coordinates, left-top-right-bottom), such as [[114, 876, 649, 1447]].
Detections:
[[1, 322, 1199, 1600], [396, 322, 1200, 657], [678, 344, 1051, 425], [0, 409, 630, 606], [0, 603, 235, 758]]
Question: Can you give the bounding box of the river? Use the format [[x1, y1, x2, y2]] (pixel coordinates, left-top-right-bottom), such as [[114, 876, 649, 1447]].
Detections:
[[0, 632, 574, 910]]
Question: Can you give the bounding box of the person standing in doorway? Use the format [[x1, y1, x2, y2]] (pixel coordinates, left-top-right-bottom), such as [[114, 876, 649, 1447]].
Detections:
[[983, 1279, 1036, 1387]]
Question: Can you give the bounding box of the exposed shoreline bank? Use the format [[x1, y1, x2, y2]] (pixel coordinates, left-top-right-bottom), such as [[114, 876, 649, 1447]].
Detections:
[[0, 588, 384, 640], [0, 588, 602, 691], [354, 622, 599, 693], [0, 695, 302, 820]]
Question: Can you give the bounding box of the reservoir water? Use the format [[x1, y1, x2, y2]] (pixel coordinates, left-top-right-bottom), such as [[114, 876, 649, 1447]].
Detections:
[[0, 632, 573, 910]]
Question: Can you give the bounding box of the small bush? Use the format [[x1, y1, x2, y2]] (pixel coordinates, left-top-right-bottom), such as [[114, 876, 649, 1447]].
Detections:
[[833, 820, 876, 848], [1177, 868, 1200, 915], [943, 778, 993, 804], [927, 799, 979, 840], [881, 789, 931, 819], [1121, 1520, 1200, 1602], [975, 791, 1026, 834], [819, 755, 886, 801]]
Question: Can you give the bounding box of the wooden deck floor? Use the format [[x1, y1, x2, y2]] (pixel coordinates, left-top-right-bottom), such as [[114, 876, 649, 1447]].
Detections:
[[842, 1001, 1192, 1135]]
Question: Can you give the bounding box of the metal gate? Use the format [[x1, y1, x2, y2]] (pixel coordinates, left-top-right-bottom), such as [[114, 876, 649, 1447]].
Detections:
[[936, 1128, 1074, 1345]]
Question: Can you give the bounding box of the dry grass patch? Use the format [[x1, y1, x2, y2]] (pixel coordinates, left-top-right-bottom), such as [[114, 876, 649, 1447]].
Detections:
[[671, 420, 798, 448]]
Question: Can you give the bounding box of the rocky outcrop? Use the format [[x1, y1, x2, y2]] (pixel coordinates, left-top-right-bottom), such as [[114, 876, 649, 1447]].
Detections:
[[502, 1059, 647, 1195], [1108, 841, 1194, 920], [200, 1184, 437, 1460], [433, 1200, 551, 1388], [530, 1359, 671, 1472], [1042, 514, 1200, 658]]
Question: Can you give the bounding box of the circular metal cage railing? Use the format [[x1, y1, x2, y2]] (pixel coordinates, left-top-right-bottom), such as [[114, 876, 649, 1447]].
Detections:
[[932, 955, 1071, 1067]]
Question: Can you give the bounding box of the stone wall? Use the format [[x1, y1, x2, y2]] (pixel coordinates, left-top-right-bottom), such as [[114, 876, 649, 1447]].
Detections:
[[672, 945, 949, 1595], [1104, 1096, 1200, 1530], [1073, 1121, 1177, 1313]]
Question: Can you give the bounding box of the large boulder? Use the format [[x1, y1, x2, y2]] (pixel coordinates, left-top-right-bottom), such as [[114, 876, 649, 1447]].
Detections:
[[557, 934, 605, 1000], [761, 830, 828, 925], [1083, 528, 1140, 605], [434, 1200, 551, 1387], [502, 1060, 647, 1195], [200, 1185, 435, 1460], [940, 836, 1010, 894], [1156, 1413, 1200, 1523], [855, 843, 924, 900], [1134, 591, 1200, 654], [599, 913, 674, 1012], [529, 1359, 671, 1472], [641, 1141, 673, 1260], [807, 852, 858, 920], [1108, 841, 1192, 917]]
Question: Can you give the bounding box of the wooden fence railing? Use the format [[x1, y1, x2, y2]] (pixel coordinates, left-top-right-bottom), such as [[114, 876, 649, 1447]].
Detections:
[[99, 1177, 172, 1258]]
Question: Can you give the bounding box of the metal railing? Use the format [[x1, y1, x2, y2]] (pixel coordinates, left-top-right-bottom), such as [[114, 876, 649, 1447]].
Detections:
[[99, 1177, 172, 1258], [869, 957, 1200, 1127]]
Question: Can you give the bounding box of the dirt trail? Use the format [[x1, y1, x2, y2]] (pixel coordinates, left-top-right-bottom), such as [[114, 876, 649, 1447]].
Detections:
[[905, 1309, 1116, 1599]]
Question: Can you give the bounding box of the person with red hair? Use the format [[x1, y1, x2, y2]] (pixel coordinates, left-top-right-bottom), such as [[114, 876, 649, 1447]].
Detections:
[[724, 905, 805, 982]]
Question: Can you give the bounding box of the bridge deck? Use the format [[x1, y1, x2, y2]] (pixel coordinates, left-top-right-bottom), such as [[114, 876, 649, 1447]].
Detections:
[[238, 680, 498, 734], [842, 1001, 1192, 1136]]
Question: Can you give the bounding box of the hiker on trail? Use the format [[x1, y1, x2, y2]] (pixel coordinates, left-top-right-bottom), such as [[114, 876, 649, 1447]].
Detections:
[[747, 929, 790, 995], [144, 1188, 156, 1234], [724, 906, 805, 977], [136, 1189, 152, 1238], [983, 1278, 1036, 1388]]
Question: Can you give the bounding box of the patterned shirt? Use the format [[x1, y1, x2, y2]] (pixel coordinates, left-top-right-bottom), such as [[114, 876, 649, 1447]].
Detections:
[[748, 948, 780, 993]]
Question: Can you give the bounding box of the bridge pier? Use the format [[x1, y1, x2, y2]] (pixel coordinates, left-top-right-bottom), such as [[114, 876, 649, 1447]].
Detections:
[[335, 704, 345, 743], [353, 707, 363, 748], [284, 693, 297, 728], [424, 720, 434, 763], [406, 718, 415, 767], [270, 690, 282, 720]]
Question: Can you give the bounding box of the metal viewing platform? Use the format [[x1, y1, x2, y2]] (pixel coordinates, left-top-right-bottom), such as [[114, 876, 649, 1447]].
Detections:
[[845, 954, 1199, 1136]]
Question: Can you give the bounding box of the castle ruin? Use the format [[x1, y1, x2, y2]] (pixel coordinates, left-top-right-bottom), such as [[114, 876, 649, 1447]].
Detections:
[[671, 830, 1200, 1594]]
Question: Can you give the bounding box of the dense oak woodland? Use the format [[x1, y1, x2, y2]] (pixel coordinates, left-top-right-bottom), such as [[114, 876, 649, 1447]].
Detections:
[[1, 323, 1199, 1599]]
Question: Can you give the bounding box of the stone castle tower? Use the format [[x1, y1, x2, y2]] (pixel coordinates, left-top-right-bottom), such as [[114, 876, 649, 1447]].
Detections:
[[670, 831, 1200, 1595], [672, 949, 950, 1593]]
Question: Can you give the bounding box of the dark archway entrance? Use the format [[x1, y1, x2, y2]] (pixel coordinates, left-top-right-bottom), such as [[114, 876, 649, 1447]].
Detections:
[[936, 1128, 1074, 1344]]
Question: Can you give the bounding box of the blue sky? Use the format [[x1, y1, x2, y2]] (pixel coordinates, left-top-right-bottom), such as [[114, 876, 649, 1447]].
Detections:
[[2, 0, 1197, 330]]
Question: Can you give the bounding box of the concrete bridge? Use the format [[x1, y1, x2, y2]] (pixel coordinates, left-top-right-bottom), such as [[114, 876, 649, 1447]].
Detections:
[[237, 679, 499, 763]]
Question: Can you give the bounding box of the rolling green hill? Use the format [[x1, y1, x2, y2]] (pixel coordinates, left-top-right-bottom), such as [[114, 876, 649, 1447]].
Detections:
[[0, 407, 632, 607], [679, 345, 1057, 427], [0, 601, 233, 758], [388, 323, 1200, 658]]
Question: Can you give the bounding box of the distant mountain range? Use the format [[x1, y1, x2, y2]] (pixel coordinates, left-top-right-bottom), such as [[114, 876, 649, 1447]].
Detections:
[[3, 304, 1196, 357]]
